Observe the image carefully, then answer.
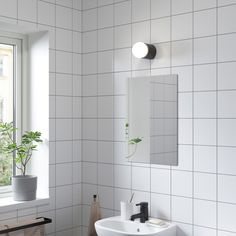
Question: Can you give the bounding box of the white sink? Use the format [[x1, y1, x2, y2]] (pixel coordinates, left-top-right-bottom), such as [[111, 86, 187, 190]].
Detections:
[[95, 216, 176, 236]]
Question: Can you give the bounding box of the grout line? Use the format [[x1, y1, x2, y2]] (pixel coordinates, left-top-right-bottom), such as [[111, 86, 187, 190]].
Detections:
[[112, 0, 116, 217], [96, 0, 99, 198], [54, 1, 57, 234], [216, 0, 219, 235], [149, 0, 152, 215], [81, 0, 84, 228], [71, 0, 74, 230], [169, 0, 173, 223], [192, 0, 195, 234]]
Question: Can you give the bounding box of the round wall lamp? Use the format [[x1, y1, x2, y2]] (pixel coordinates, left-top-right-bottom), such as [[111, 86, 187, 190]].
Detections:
[[132, 42, 156, 59]]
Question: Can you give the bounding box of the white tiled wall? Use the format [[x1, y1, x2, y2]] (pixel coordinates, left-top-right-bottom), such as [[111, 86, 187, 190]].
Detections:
[[0, 0, 82, 236], [81, 0, 236, 236]]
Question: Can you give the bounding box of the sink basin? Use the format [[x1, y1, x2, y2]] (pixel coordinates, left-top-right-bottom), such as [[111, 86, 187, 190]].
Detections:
[[95, 216, 176, 236]]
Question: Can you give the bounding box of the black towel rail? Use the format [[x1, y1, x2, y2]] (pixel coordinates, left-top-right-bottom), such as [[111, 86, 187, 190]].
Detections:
[[0, 217, 52, 234]]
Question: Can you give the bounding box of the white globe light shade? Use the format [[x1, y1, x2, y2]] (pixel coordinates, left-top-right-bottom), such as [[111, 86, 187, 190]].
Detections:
[[132, 42, 149, 59]]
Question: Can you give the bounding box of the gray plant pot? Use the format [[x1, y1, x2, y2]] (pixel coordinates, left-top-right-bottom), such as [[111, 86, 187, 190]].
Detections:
[[12, 175, 37, 201]]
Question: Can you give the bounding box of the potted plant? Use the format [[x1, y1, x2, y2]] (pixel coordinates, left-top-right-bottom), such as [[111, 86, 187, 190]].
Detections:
[[0, 122, 42, 201], [125, 123, 143, 159]]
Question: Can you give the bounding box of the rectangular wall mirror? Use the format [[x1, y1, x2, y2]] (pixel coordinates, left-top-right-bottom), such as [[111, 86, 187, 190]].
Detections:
[[127, 75, 178, 165]]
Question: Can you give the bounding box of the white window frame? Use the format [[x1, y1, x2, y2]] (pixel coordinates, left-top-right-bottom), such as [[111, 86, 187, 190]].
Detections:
[[0, 33, 25, 196]]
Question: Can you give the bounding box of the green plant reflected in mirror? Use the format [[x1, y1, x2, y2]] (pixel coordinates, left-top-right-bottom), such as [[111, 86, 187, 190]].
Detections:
[[127, 75, 178, 165]]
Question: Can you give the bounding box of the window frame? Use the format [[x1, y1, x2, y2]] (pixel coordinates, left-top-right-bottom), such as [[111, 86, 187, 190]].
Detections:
[[0, 33, 24, 196]]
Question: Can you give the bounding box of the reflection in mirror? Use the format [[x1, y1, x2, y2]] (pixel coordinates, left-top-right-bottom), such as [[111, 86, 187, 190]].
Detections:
[[127, 75, 178, 165]]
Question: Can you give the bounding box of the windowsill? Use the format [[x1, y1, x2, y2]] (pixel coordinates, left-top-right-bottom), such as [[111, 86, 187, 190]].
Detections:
[[0, 196, 49, 213]]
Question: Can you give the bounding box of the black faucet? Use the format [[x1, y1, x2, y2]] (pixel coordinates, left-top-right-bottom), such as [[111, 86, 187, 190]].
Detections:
[[130, 202, 149, 223]]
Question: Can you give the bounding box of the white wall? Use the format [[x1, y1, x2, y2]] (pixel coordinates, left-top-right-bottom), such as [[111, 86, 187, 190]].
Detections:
[[81, 0, 236, 236], [0, 1, 82, 236]]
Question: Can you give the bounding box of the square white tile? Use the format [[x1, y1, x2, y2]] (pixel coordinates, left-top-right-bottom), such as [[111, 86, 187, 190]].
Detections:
[[82, 75, 97, 96], [82, 53, 97, 74], [98, 5, 113, 28], [114, 1, 131, 25], [194, 91, 216, 118], [82, 119, 97, 140], [218, 147, 236, 175], [56, 96, 73, 118], [56, 28, 72, 52], [178, 119, 192, 144], [56, 163, 73, 186], [98, 119, 113, 140], [194, 119, 216, 145], [172, 170, 192, 197], [132, 166, 150, 192], [194, 9, 216, 37], [56, 207, 73, 231], [194, 36, 216, 64], [218, 203, 236, 232], [56, 74, 73, 96], [172, 40, 192, 66], [151, 193, 171, 220], [98, 163, 114, 186], [82, 31, 97, 53], [194, 146, 216, 173], [218, 119, 236, 146], [98, 141, 114, 163], [98, 28, 114, 51], [178, 93, 192, 118], [82, 8, 97, 31], [56, 5, 72, 30], [218, 174, 236, 204], [194, 0, 216, 10], [194, 64, 216, 91], [218, 91, 236, 118], [18, 0, 37, 22], [82, 97, 97, 118], [151, 168, 170, 194], [56, 119, 73, 140], [218, 34, 236, 62], [151, 18, 170, 43], [98, 73, 113, 95], [98, 50, 114, 73], [56, 141, 73, 163], [82, 162, 97, 184], [114, 165, 131, 189], [172, 196, 192, 224], [218, 62, 236, 90], [56, 185, 73, 208], [98, 186, 114, 209], [56, 51, 72, 74], [132, 0, 150, 22], [194, 172, 216, 200], [38, 1, 55, 26], [114, 48, 131, 72], [172, 0, 192, 14], [172, 13, 192, 40], [0, 0, 17, 18], [115, 24, 131, 48], [98, 96, 113, 118], [151, 0, 170, 18], [151, 43, 171, 68], [218, 5, 236, 34], [82, 140, 97, 162]]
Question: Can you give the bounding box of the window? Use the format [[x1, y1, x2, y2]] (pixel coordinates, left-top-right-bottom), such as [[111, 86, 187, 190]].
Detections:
[[0, 36, 22, 193]]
